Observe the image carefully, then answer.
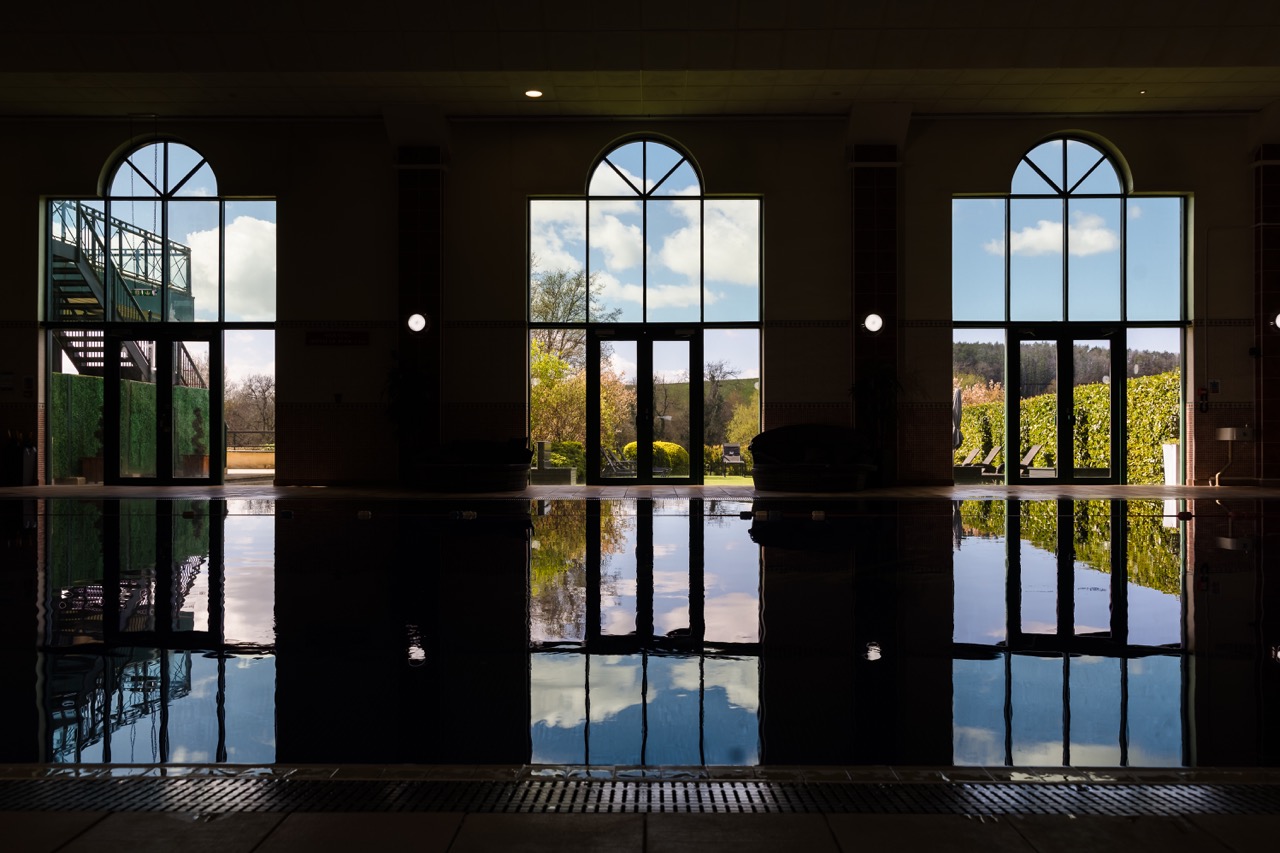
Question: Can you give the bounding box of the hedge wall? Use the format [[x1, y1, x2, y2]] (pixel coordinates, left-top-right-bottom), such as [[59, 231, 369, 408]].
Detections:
[[955, 370, 1179, 484]]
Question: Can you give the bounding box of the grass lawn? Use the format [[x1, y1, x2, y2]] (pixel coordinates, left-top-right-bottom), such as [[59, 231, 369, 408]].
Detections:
[[700, 474, 754, 486]]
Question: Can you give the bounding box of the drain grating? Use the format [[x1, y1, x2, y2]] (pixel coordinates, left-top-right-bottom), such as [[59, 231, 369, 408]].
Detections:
[[1, 779, 1278, 816]]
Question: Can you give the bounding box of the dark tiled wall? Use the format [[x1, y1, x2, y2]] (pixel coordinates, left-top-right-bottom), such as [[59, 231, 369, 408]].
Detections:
[[1257, 146, 1280, 484], [851, 145, 900, 485]]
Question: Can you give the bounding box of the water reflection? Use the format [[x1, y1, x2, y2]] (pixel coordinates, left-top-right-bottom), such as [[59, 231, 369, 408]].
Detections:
[[10, 494, 1276, 769]]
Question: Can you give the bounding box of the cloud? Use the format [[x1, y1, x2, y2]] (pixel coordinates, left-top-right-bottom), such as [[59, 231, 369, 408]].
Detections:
[[1128, 204, 1142, 219], [530, 202, 585, 273], [589, 210, 644, 272], [653, 200, 759, 287], [983, 210, 1118, 257], [186, 215, 276, 321]]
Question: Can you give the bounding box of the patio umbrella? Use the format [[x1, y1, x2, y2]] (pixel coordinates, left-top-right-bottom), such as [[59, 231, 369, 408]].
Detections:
[[952, 386, 964, 449]]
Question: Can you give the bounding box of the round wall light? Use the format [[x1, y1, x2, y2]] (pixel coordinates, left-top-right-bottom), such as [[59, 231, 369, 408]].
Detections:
[[407, 313, 428, 333], [1274, 311, 1280, 328], [863, 313, 884, 333]]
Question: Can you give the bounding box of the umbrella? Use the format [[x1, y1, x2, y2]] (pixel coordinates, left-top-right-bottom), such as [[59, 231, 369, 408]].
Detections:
[[952, 386, 964, 449]]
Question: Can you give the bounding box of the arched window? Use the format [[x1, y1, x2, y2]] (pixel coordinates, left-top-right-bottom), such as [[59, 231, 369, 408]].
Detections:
[[529, 137, 761, 484], [951, 136, 1184, 485], [46, 140, 277, 484]]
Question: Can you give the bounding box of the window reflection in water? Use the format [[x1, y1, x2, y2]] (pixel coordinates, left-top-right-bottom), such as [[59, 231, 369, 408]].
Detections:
[[530, 499, 760, 766], [952, 499, 1184, 767], [40, 499, 275, 764]]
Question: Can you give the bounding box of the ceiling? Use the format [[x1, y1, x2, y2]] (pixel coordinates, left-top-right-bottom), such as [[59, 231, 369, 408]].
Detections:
[[4, 1, 1280, 120]]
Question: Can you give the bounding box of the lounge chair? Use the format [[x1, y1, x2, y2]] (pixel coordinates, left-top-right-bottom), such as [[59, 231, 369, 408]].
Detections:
[[601, 447, 636, 477]]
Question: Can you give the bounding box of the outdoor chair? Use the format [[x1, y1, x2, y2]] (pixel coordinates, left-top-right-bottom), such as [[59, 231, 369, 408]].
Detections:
[[722, 443, 744, 476], [601, 447, 636, 477]]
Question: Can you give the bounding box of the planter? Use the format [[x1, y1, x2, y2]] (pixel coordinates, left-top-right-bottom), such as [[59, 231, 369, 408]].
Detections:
[[181, 454, 210, 477], [81, 456, 104, 483]]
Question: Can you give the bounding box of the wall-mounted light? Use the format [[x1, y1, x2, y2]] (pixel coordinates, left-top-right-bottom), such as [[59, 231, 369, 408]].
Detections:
[[1273, 311, 1280, 329], [863, 313, 884, 333], [407, 313, 428, 333]]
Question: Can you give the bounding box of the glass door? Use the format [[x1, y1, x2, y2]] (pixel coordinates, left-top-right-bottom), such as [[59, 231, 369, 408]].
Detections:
[[1010, 329, 1122, 484], [104, 330, 221, 484], [587, 327, 701, 485]]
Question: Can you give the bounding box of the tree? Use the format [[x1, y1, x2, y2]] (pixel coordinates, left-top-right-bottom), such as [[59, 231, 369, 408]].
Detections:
[[702, 359, 740, 446], [529, 259, 620, 368], [529, 338, 634, 447], [225, 373, 276, 447]]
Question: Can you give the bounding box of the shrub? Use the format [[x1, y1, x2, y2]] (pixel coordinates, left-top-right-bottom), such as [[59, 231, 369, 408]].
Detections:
[[622, 440, 690, 476], [548, 440, 586, 481]]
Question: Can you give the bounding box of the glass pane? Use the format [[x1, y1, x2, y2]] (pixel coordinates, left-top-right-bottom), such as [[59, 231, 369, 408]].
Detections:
[[953, 329, 1006, 479], [703, 500, 759, 643], [223, 498, 278, 647], [704, 200, 760, 322], [600, 339, 637, 480], [530, 500, 589, 643], [591, 142, 643, 195], [644, 654, 700, 764], [106, 199, 164, 323], [953, 657, 1006, 765], [1127, 656, 1183, 765], [45, 500, 106, 644], [530, 200, 587, 319], [109, 144, 164, 197], [530, 652, 587, 764], [1024, 140, 1064, 191], [1067, 199, 1121, 321], [1019, 340, 1056, 476], [169, 200, 219, 321], [953, 500, 1007, 644], [1019, 500, 1058, 634], [225, 330, 276, 480], [1072, 500, 1112, 635], [171, 500, 212, 632], [1072, 340, 1111, 478], [174, 340, 212, 480], [120, 339, 158, 478], [1068, 655, 1121, 765], [168, 144, 217, 196], [49, 333, 106, 482], [705, 329, 760, 473], [643, 141, 682, 190], [1011, 654, 1064, 765], [655, 160, 700, 196], [600, 500, 638, 634], [703, 657, 760, 764], [652, 340, 691, 477], [1066, 140, 1119, 194], [1009, 199, 1063, 321], [1126, 329, 1181, 484], [652, 505, 690, 636], [587, 654, 643, 763], [1126, 197, 1182, 321], [646, 199, 701, 323], [1125, 500, 1183, 647], [588, 199, 642, 322], [952, 198, 1005, 322], [225, 200, 277, 322], [49, 199, 109, 323]]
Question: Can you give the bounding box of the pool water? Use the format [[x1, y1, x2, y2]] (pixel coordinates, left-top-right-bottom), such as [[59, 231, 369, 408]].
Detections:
[[3, 495, 1276, 769]]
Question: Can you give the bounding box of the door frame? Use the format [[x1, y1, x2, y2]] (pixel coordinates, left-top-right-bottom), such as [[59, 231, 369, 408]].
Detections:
[[586, 325, 703, 486], [102, 327, 223, 485], [1007, 326, 1124, 485]]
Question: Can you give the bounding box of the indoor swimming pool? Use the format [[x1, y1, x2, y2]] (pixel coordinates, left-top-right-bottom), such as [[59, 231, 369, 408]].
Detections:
[[1, 495, 1275, 771]]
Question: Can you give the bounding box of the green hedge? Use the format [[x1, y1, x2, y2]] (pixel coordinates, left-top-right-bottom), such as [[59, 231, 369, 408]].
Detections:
[[954, 370, 1179, 484], [623, 440, 691, 475], [49, 374, 210, 478]]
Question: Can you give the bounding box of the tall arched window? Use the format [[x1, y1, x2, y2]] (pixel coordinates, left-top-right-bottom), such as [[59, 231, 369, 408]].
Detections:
[[46, 140, 277, 484], [529, 137, 761, 485], [952, 137, 1184, 484]]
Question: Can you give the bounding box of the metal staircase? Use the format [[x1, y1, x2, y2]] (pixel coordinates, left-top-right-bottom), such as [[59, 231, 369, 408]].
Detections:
[[49, 201, 204, 388]]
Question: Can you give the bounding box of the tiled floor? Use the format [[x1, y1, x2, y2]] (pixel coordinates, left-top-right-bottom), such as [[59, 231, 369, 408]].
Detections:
[[4, 480, 1279, 850]]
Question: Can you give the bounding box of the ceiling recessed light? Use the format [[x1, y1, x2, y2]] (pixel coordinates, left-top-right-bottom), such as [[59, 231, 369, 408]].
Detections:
[[1139, 89, 1147, 94], [525, 89, 543, 98]]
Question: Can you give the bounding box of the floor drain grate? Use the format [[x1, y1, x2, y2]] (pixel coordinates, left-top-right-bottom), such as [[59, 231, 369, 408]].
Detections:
[[1, 779, 1278, 816]]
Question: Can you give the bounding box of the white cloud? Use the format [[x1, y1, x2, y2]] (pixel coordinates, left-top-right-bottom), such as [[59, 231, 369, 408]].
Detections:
[[653, 199, 759, 287], [530, 202, 585, 273], [186, 215, 276, 321], [668, 657, 759, 711], [590, 211, 644, 272], [983, 210, 1118, 257]]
